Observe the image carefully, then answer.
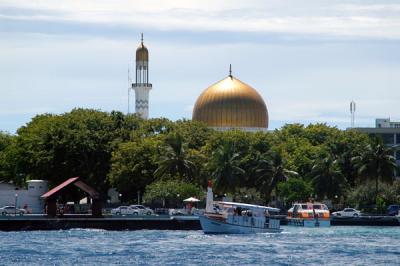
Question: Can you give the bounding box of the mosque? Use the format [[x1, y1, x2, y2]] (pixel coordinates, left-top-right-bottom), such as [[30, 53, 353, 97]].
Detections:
[[131, 35, 269, 132]]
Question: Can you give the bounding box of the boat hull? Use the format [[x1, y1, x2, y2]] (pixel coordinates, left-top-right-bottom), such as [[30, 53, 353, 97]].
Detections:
[[287, 218, 330, 227], [199, 215, 282, 234]]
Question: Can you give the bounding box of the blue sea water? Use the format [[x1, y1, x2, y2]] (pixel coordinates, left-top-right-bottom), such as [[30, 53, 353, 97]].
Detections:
[[0, 226, 399, 265]]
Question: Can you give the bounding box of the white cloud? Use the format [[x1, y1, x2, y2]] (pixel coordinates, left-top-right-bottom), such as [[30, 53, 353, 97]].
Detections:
[[2, 0, 400, 39], [1, 0, 400, 132]]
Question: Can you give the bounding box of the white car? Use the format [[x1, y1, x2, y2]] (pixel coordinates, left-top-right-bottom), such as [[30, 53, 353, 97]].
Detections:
[[0, 206, 26, 215], [111, 206, 139, 216], [130, 205, 154, 215], [332, 208, 361, 217]]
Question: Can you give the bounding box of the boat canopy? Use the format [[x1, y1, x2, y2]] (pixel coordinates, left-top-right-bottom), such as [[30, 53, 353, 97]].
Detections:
[[215, 201, 280, 212]]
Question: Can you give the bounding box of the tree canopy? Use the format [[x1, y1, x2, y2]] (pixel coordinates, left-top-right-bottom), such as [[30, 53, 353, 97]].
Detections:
[[1, 109, 394, 211]]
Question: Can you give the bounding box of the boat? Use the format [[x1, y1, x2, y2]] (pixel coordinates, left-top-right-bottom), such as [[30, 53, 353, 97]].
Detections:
[[199, 181, 282, 234], [287, 202, 330, 227]]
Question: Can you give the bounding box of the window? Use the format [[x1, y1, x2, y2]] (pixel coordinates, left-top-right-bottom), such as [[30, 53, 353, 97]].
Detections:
[[397, 134, 400, 144]]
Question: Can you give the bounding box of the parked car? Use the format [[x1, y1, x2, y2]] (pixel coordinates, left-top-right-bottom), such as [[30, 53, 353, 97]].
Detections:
[[332, 208, 361, 217], [0, 206, 27, 215], [111, 206, 139, 216], [169, 209, 185, 216], [130, 205, 154, 215], [387, 205, 400, 216]]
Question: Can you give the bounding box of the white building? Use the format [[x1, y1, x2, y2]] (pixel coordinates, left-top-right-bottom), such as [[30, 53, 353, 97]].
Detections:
[[0, 180, 48, 213], [375, 118, 400, 129]]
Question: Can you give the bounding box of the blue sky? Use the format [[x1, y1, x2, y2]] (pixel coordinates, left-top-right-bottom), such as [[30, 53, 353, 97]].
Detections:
[[1, 0, 400, 133]]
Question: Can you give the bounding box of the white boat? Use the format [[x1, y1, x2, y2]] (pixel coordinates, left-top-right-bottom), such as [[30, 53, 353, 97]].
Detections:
[[287, 202, 331, 227], [199, 182, 282, 234]]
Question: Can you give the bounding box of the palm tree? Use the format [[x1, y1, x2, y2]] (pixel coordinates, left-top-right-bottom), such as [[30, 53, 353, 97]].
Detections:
[[310, 153, 346, 200], [255, 151, 298, 202], [154, 133, 197, 181], [352, 141, 398, 203], [209, 142, 245, 194]]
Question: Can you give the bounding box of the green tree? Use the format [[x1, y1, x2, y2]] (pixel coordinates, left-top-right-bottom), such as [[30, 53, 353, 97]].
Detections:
[[277, 178, 312, 207], [310, 153, 346, 200], [0, 132, 18, 183], [143, 179, 203, 207], [174, 119, 214, 150], [8, 109, 141, 192], [208, 141, 245, 194], [352, 141, 398, 203], [255, 151, 298, 202], [347, 180, 400, 213], [108, 138, 160, 202], [0, 131, 12, 151], [154, 132, 197, 181]]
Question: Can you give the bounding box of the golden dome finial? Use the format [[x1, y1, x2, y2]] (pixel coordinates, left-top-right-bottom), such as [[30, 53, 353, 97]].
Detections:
[[229, 64, 232, 78], [136, 34, 148, 62]]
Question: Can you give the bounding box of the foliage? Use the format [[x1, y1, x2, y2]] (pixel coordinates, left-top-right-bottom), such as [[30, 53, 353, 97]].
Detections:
[[1, 107, 395, 210], [310, 152, 346, 200], [142, 179, 203, 207], [255, 151, 298, 202], [347, 181, 400, 213], [108, 138, 160, 201], [277, 178, 313, 206], [208, 140, 245, 194], [352, 140, 398, 202], [0, 131, 17, 183], [154, 132, 198, 181], [232, 187, 264, 205]]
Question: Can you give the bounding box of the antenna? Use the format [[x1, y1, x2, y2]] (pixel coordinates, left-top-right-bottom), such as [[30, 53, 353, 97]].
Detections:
[[350, 100, 356, 128], [128, 66, 132, 114]]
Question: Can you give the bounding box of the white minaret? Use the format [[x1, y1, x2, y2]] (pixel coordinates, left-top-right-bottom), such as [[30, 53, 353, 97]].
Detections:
[[132, 33, 152, 119]]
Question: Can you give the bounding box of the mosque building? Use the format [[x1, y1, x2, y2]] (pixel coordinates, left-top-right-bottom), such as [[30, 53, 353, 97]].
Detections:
[[192, 65, 269, 132], [131, 35, 269, 132]]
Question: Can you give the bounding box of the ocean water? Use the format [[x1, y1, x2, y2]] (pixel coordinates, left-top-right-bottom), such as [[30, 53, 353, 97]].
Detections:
[[0, 226, 399, 265]]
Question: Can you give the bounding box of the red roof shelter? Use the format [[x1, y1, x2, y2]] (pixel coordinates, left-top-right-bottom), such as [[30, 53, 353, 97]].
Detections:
[[41, 177, 102, 217]]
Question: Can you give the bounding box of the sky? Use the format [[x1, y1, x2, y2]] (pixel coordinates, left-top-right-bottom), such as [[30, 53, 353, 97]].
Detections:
[[1, 0, 400, 133]]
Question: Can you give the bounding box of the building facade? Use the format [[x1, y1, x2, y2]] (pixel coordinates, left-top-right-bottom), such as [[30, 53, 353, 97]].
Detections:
[[0, 180, 48, 213]]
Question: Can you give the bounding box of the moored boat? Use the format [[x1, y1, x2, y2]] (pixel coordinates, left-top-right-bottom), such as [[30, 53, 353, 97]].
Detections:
[[199, 181, 282, 234], [287, 202, 330, 227]]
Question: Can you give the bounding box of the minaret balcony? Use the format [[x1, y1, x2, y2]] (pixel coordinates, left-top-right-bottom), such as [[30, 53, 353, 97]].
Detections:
[[132, 83, 152, 88]]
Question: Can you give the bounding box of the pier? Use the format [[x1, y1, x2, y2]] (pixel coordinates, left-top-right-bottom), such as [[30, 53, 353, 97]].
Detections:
[[330, 215, 399, 226], [0, 214, 399, 231], [0, 215, 201, 231]]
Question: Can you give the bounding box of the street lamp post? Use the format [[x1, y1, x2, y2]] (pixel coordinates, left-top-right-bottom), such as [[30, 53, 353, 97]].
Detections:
[[14, 193, 18, 216]]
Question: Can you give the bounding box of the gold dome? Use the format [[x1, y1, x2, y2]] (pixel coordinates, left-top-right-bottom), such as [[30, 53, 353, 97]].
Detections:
[[192, 75, 268, 129], [136, 42, 148, 62]]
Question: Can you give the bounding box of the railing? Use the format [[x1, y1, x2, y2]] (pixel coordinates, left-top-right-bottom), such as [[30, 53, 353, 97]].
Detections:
[[132, 83, 152, 88]]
